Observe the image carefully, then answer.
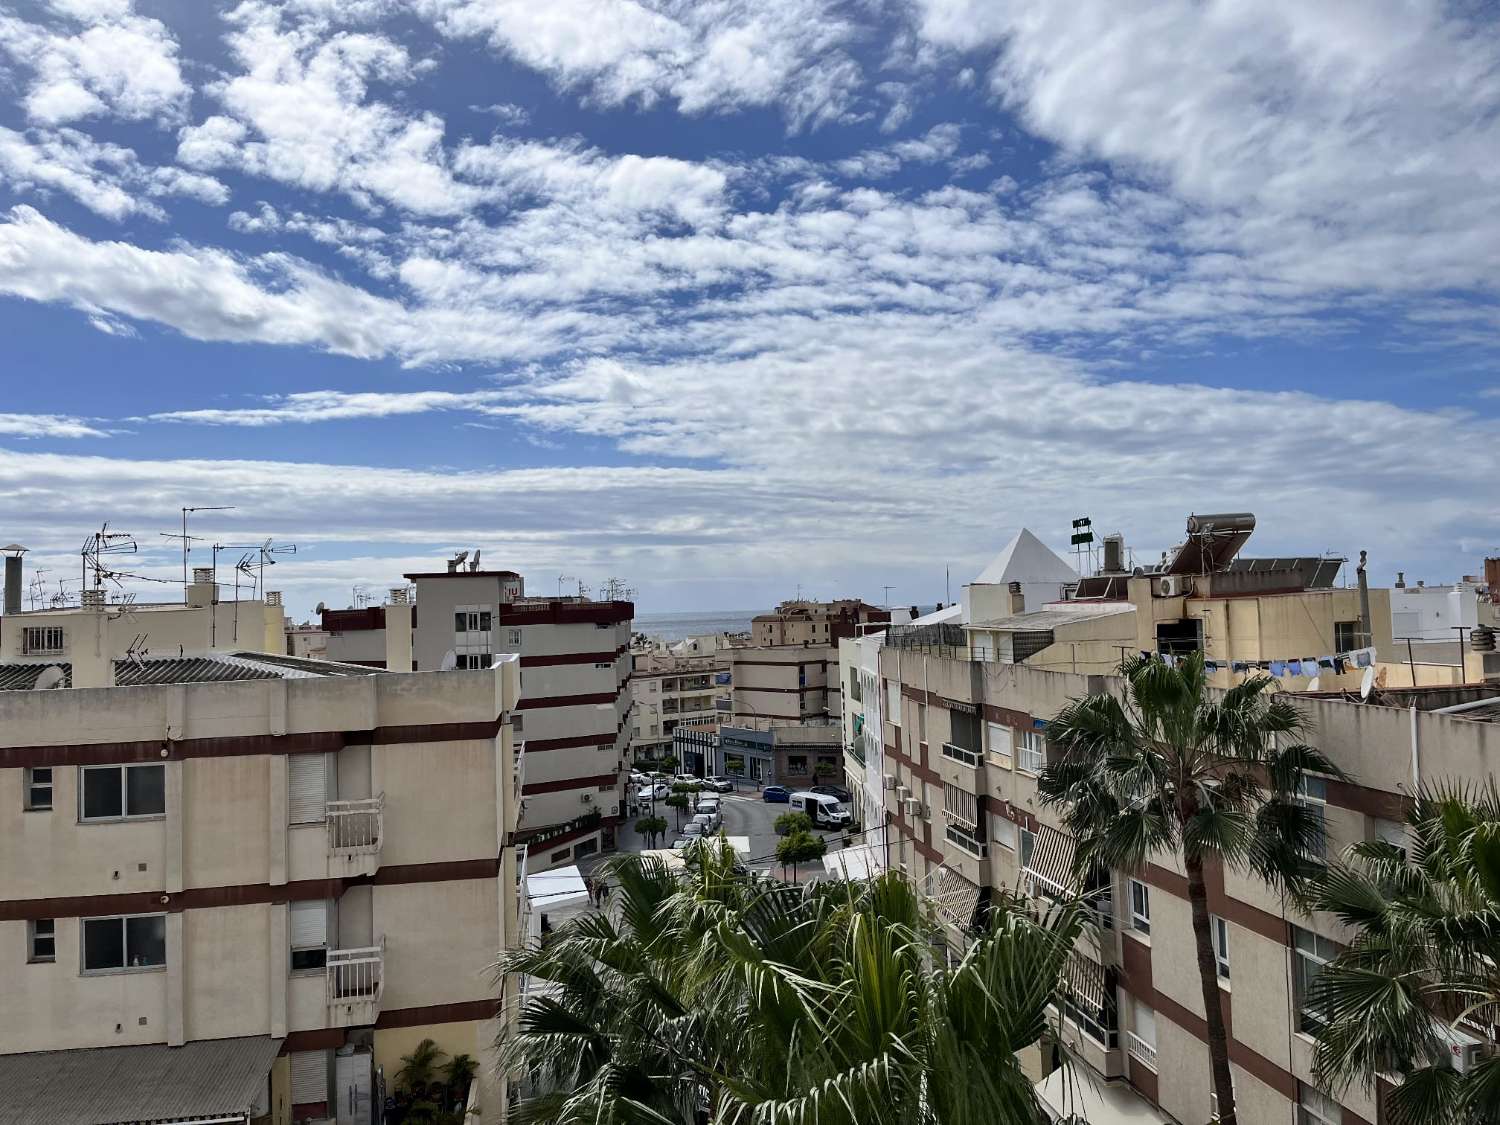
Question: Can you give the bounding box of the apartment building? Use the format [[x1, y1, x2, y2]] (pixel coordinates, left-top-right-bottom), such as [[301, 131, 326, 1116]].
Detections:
[[403, 564, 633, 869], [750, 598, 891, 648], [628, 649, 730, 762], [0, 649, 523, 1124], [730, 644, 836, 724], [848, 514, 1488, 1124]]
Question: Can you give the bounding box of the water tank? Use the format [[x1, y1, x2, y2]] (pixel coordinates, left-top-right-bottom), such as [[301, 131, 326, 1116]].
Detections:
[[1472, 626, 1496, 652]]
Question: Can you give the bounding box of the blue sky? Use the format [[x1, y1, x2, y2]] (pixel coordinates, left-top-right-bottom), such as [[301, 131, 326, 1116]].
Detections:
[[0, 0, 1497, 618]]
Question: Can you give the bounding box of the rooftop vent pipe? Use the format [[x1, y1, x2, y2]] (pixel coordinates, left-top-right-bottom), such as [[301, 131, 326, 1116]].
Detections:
[[2, 544, 24, 616]]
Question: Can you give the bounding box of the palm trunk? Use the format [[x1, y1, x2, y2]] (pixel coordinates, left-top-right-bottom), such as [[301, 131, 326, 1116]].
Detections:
[[1185, 855, 1236, 1125]]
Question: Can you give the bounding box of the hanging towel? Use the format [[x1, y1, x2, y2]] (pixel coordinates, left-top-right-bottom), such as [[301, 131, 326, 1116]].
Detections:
[[1271, 661, 1287, 677], [1333, 656, 1348, 674], [1163, 654, 1177, 668], [1205, 659, 1220, 672], [1357, 647, 1376, 668], [1303, 658, 1319, 675], [1318, 656, 1336, 671]]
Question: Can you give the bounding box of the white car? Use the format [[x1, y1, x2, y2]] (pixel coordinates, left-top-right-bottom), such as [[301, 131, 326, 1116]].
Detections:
[[694, 795, 721, 816], [691, 809, 721, 833], [672, 822, 709, 848], [637, 782, 670, 801], [702, 776, 734, 793]]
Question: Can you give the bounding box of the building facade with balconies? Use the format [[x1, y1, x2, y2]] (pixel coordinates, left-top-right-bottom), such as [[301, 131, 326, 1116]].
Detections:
[[628, 650, 730, 763], [0, 651, 523, 1125]]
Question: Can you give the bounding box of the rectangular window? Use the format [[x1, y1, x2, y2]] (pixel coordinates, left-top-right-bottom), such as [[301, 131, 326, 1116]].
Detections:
[[288, 753, 329, 825], [28, 919, 55, 963], [990, 815, 1017, 850], [987, 722, 1013, 767], [1212, 916, 1231, 979], [289, 900, 329, 972], [454, 610, 467, 633], [82, 914, 165, 972], [21, 625, 64, 655], [24, 767, 52, 811], [786, 755, 808, 774], [478, 610, 492, 631], [1292, 925, 1340, 1033], [1298, 776, 1329, 862], [508, 628, 523, 646], [1372, 817, 1408, 857], [1017, 730, 1045, 774], [1019, 827, 1035, 869], [80, 764, 164, 821], [943, 782, 977, 827], [1297, 1082, 1342, 1125], [885, 680, 901, 724], [917, 703, 927, 744], [1129, 879, 1151, 935], [1333, 621, 1360, 653]]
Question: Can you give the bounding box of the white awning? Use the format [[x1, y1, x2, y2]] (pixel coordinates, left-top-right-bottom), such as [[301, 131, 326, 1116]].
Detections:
[[1026, 824, 1077, 894], [527, 864, 589, 908], [823, 842, 883, 880], [1036, 1066, 1172, 1124], [1066, 952, 1107, 1012], [931, 865, 981, 928]]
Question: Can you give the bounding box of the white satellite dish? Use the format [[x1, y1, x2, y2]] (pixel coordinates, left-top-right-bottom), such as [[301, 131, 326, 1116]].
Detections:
[[33, 665, 65, 690], [1360, 665, 1376, 699], [439, 650, 458, 671], [1306, 676, 1320, 692], [314, 601, 326, 616]]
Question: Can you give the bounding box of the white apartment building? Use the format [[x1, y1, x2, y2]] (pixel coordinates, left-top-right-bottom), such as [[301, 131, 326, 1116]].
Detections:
[[628, 649, 730, 763], [0, 650, 523, 1124]]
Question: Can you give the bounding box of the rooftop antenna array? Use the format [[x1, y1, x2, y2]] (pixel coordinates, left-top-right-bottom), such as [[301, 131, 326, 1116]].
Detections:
[[80, 524, 172, 600], [599, 577, 635, 602], [167, 505, 236, 601], [469, 549, 481, 572]]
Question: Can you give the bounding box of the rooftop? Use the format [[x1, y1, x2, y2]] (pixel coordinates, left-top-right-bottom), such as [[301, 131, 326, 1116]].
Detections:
[[0, 650, 382, 692], [966, 604, 1136, 632]]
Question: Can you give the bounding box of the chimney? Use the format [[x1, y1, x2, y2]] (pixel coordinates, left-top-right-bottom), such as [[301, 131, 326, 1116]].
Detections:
[[1394, 571, 1405, 589], [2, 544, 24, 616], [1008, 581, 1025, 615], [1357, 550, 1372, 648]]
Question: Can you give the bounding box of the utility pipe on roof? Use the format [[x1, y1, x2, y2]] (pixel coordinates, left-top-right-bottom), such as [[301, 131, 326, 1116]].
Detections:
[[1431, 694, 1500, 715]]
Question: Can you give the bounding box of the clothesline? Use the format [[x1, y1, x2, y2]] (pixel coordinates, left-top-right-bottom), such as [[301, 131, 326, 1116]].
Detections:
[[1147, 646, 1378, 678]]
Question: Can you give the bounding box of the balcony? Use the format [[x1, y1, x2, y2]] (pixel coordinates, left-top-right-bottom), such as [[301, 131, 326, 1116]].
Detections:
[[944, 822, 987, 859], [326, 796, 382, 876], [940, 742, 981, 768], [326, 937, 384, 1027], [1125, 1031, 1156, 1071], [514, 740, 527, 803]]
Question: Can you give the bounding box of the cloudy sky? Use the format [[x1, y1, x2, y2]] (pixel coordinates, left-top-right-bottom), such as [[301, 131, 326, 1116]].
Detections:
[[0, 0, 1497, 618]]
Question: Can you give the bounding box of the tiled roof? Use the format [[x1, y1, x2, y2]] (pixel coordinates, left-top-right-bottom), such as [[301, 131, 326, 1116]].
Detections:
[[0, 650, 383, 691], [0, 662, 70, 691]]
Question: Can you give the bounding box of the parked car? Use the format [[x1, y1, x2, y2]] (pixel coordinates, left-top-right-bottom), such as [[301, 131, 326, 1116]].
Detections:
[[672, 822, 709, 848], [692, 808, 721, 833], [702, 776, 735, 792], [637, 782, 670, 801], [694, 795, 721, 816], [810, 783, 852, 802], [762, 785, 790, 803], [673, 773, 704, 789], [790, 790, 852, 829]]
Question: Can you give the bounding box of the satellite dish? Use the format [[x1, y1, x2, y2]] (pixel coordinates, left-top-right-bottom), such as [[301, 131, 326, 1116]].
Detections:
[[1306, 676, 1320, 692], [314, 602, 326, 616], [1360, 665, 1376, 699], [33, 666, 65, 690], [440, 650, 458, 671]]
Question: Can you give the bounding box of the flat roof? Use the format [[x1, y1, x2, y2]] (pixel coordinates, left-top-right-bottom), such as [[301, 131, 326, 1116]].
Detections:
[[966, 604, 1136, 632], [0, 650, 382, 691], [402, 569, 521, 579], [0, 1034, 283, 1125]]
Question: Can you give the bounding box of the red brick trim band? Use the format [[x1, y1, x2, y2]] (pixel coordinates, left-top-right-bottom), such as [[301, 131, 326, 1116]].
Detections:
[[521, 773, 619, 795], [522, 732, 624, 752], [520, 646, 627, 667], [498, 603, 633, 627], [516, 690, 622, 710]]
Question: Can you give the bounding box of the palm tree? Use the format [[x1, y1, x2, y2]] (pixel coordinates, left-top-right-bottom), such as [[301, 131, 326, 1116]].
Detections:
[[634, 815, 668, 847], [396, 1036, 448, 1092], [774, 829, 826, 882], [1309, 782, 1500, 1124], [1040, 651, 1341, 1125], [497, 839, 1084, 1124]]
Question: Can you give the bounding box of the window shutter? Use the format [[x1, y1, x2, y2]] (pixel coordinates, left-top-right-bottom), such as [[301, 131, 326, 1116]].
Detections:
[[289, 900, 327, 949], [288, 754, 328, 824], [289, 1049, 328, 1104]]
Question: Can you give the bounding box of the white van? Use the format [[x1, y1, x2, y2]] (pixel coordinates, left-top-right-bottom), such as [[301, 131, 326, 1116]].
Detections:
[[790, 791, 851, 829]]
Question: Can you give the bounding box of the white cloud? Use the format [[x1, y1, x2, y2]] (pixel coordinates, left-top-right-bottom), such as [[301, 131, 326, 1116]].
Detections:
[[0, 412, 107, 438], [417, 0, 867, 131], [0, 0, 189, 126], [145, 389, 509, 426], [470, 101, 530, 125], [0, 126, 228, 221]]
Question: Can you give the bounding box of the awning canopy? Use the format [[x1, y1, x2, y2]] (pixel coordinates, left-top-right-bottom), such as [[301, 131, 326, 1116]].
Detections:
[[824, 842, 883, 880], [0, 1035, 283, 1125], [1025, 824, 1077, 895], [1036, 1065, 1172, 1124], [1066, 952, 1107, 1013], [930, 865, 982, 929]]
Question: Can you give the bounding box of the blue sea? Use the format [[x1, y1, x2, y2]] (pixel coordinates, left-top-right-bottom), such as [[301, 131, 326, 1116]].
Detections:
[[633, 610, 758, 642]]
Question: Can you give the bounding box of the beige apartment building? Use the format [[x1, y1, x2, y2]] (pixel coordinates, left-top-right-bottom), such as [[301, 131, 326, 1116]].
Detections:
[[845, 513, 1497, 1124], [628, 649, 730, 762], [0, 649, 523, 1124], [750, 598, 890, 648]]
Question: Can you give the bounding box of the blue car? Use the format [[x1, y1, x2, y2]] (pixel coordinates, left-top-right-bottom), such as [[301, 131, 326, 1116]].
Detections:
[[762, 785, 790, 803]]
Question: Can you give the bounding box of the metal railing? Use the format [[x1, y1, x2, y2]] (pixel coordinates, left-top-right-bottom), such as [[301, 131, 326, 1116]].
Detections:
[[940, 742, 981, 768], [1126, 1031, 1157, 1071], [326, 796, 382, 854], [944, 823, 987, 858], [327, 937, 384, 1007], [514, 740, 527, 801]]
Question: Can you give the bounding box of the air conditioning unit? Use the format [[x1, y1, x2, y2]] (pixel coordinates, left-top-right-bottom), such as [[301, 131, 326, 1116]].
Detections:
[[897, 786, 911, 801], [883, 775, 898, 791], [1157, 575, 1194, 597], [1437, 1019, 1485, 1073], [579, 793, 594, 805], [905, 798, 925, 818]]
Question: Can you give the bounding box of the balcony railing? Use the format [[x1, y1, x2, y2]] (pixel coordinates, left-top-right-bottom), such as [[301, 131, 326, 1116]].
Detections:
[[944, 823, 986, 858], [327, 937, 384, 1026], [940, 742, 981, 768], [514, 740, 527, 800], [327, 796, 383, 855], [1126, 1031, 1157, 1071]]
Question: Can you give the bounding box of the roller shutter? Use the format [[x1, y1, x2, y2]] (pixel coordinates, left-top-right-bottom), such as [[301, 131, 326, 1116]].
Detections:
[[288, 753, 327, 824]]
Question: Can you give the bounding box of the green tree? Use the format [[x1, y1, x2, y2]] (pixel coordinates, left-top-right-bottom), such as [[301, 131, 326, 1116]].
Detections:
[[1309, 783, 1500, 1124], [498, 842, 1084, 1125], [634, 815, 668, 847], [664, 792, 690, 828], [774, 810, 813, 836], [670, 781, 698, 794], [395, 1036, 448, 1092], [814, 759, 838, 780], [775, 829, 827, 882], [1040, 651, 1341, 1125]]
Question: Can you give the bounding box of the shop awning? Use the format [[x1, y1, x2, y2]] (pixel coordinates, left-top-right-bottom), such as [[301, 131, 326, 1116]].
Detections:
[[0, 1035, 282, 1125], [1036, 1065, 1172, 1124], [1025, 823, 1077, 895], [824, 842, 883, 880]]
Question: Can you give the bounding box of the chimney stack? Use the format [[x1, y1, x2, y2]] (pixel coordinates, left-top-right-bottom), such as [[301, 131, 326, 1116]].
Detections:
[[1008, 580, 1025, 615], [1395, 571, 1405, 589], [2, 544, 24, 616]]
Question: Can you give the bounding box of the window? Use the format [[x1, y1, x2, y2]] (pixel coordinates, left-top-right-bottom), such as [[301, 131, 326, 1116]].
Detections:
[[82, 914, 165, 972], [990, 815, 1017, 850], [885, 680, 901, 724], [507, 628, 523, 646], [1128, 879, 1151, 935], [1372, 816, 1408, 857], [786, 755, 808, 774], [21, 625, 64, 655], [1212, 916, 1230, 979], [80, 764, 164, 821], [289, 900, 328, 972], [987, 722, 1013, 767], [1298, 1082, 1342, 1125], [288, 754, 329, 825], [456, 653, 493, 669], [917, 703, 927, 743], [943, 783, 977, 827], [510, 713, 523, 734], [28, 919, 55, 963], [1292, 925, 1340, 1033], [24, 767, 52, 811], [1334, 621, 1360, 652], [1297, 776, 1329, 862], [1017, 730, 1044, 774], [454, 608, 491, 633], [1019, 827, 1035, 868]]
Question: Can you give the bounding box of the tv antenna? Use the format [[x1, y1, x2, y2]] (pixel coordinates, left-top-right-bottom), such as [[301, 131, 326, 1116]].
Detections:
[[170, 506, 235, 600], [80, 523, 161, 595], [557, 574, 575, 599]]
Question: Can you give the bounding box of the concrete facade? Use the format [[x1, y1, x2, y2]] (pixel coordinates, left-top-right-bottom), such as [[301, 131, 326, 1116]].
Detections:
[[628, 649, 729, 762]]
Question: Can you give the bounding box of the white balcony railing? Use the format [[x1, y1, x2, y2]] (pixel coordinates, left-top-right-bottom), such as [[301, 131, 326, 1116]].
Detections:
[[514, 740, 527, 800], [327, 937, 384, 1025], [940, 742, 981, 768], [1126, 1031, 1157, 1071], [327, 796, 383, 855]]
